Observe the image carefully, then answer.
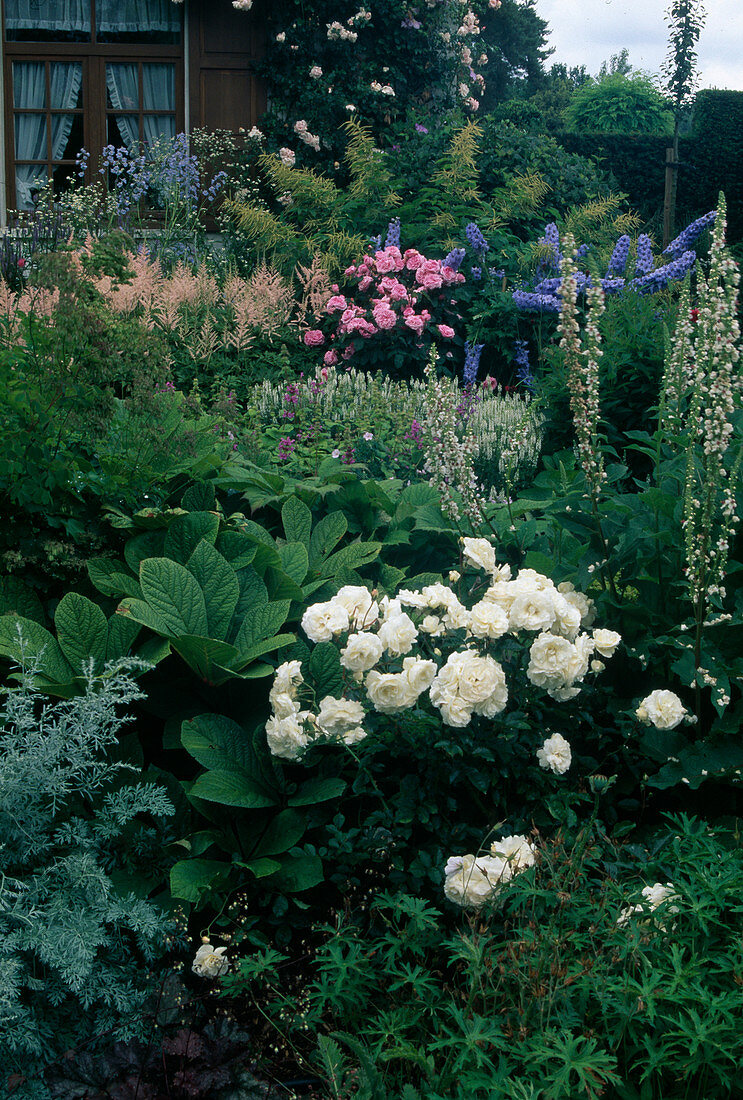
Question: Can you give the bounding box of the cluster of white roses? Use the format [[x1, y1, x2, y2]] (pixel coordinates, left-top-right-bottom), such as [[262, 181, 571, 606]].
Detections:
[[370, 80, 396, 96], [293, 119, 321, 153], [617, 882, 679, 928], [326, 20, 359, 41], [636, 689, 687, 730], [264, 539, 622, 761], [444, 833, 536, 908]]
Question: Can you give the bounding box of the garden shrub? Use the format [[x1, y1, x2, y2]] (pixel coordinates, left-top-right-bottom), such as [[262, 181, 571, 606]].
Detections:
[[0, 657, 178, 1098]]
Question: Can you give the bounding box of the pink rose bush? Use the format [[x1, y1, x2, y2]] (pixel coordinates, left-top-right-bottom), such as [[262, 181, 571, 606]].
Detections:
[[264, 538, 621, 761], [308, 244, 466, 378]]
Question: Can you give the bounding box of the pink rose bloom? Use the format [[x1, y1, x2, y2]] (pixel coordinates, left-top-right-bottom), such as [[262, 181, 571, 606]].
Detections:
[[358, 276, 373, 291], [404, 315, 425, 334], [359, 320, 378, 338], [418, 272, 443, 290], [388, 281, 409, 301], [438, 324, 455, 338], [344, 264, 357, 276], [342, 344, 356, 359], [374, 250, 397, 274], [455, 272, 466, 284], [374, 309, 397, 330], [441, 265, 460, 284], [403, 249, 424, 270], [326, 294, 348, 313], [420, 309, 431, 322], [304, 329, 326, 347], [324, 349, 339, 365]]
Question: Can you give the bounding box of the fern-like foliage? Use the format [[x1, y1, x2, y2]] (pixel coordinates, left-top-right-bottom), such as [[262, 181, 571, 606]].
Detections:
[[431, 120, 484, 229], [220, 198, 301, 255], [0, 651, 176, 1097], [341, 119, 401, 215]]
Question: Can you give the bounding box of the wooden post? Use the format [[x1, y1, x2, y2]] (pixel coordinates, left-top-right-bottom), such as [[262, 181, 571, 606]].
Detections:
[[663, 135, 679, 249]]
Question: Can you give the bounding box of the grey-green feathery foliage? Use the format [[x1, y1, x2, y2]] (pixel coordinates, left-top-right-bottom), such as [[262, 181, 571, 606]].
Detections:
[[0, 647, 176, 1097]]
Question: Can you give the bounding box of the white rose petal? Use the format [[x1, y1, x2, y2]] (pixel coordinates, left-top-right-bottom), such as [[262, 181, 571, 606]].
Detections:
[[340, 631, 384, 673], [637, 689, 686, 730], [461, 536, 496, 575], [301, 600, 350, 642], [536, 733, 572, 774], [316, 695, 366, 738], [592, 628, 621, 658], [365, 670, 418, 713]]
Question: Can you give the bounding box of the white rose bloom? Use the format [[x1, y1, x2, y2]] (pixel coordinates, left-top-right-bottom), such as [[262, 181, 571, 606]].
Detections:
[[269, 690, 299, 719], [592, 628, 621, 658], [269, 660, 303, 717], [444, 853, 509, 907], [365, 670, 418, 713], [378, 611, 418, 656], [567, 633, 594, 682], [637, 689, 686, 730], [342, 727, 367, 746], [558, 582, 596, 627], [192, 943, 229, 978], [442, 599, 472, 632], [301, 600, 349, 642], [420, 614, 444, 635], [461, 536, 496, 575], [472, 677, 508, 717], [641, 882, 677, 909], [527, 633, 575, 691], [402, 657, 437, 696], [491, 834, 535, 870], [378, 594, 403, 621], [431, 650, 502, 706], [549, 593, 582, 639], [508, 589, 557, 633], [334, 584, 379, 628], [340, 631, 384, 673], [492, 562, 512, 582], [397, 588, 430, 609], [513, 568, 553, 592], [536, 732, 572, 774], [266, 712, 311, 759], [421, 582, 459, 610], [433, 688, 473, 727], [482, 580, 517, 613], [317, 695, 366, 737], [468, 599, 509, 639]]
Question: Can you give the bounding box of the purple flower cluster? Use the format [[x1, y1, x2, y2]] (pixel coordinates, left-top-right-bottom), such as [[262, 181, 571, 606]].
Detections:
[[470, 266, 482, 281], [465, 221, 489, 254], [463, 340, 484, 385], [606, 234, 631, 277], [511, 288, 561, 313], [513, 339, 535, 393], [632, 249, 697, 294], [663, 210, 716, 259], [385, 217, 401, 249], [443, 247, 466, 271], [542, 222, 562, 267], [635, 233, 654, 276]]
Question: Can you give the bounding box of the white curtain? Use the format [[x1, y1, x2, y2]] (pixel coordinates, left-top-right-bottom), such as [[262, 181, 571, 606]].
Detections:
[[13, 60, 81, 209], [107, 62, 175, 149], [97, 0, 180, 34], [4, 0, 89, 33]]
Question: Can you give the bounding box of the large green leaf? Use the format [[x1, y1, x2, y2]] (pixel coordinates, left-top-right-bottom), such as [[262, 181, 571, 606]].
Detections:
[[87, 558, 140, 599], [252, 809, 306, 857], [187, 541, 239, 639], [236, 857, 282, 879], [217, 531, 257, 571], [231, 566, 269, 638], [170, 858, 231, 903], [171, 635, 244, 684], [323, 541, 381, 577], [139, 558, 208, 637], [0, 614, 75, 687], [182, 713, 280, 799], [105, 614, 141, 661], [264, 568, 305, 602], [116, 597, 170, 636], [181, 481, 216, 511], [190, 770, 277, 808], [236, 633, 296, 667], [279, 542, 309, 585], [288, 777, 347, 806], [164, 511, 220, 565], [124, 530, 165, 574], [308, 642, 344, 698], [234, 600, 291, 651], [266, 851, 324, 892], [0, 578, 45, 624], [282, 497, 312, 546], [55, 592, 108, 673], [308, 511, 347, 568]]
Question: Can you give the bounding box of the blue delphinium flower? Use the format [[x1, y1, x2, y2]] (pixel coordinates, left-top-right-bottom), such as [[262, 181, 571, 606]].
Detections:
[[470, 266, 482, 280], [463, 340, 484, 385], [513, 339, 535, 392], [635, 233, 654, 276], [663, 211, 716, 259], [542, 222, 562, 268], [606, 234, 630, 277], [465, 221, 489, 253], [512, 288, 561, 313], [369, 234, 382, 250], [443, 247, 466, 270], [385, 217, 401, 248], [489, 267, 505, 279], [631, 249, 697, 293]]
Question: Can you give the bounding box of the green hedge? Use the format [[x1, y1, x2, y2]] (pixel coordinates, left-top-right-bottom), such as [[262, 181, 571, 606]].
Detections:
[[554, 92, 743, 243]]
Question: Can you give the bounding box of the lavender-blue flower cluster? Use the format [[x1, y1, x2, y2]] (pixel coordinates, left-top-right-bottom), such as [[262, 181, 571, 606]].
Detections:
[[663, 210, 716, 259], [463, 340, 484, 385], [635, 233, 654, 276], [513, 339, 535, 392], [385, 217, 401, 249], [606, 234, 631, 277], [444, 247, 466, 271], [465, 221, 489, 254]]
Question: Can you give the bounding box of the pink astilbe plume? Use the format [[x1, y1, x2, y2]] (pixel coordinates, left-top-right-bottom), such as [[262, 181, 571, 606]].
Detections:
[[295, 254, 333, 327], [243, 263, 294, 338]]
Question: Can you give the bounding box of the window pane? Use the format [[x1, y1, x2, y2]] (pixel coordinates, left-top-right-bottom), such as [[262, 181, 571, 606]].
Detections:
[[142, 64, 175, 112], [4, 0, 90, 42], [97, 0, 180, 43], [52, 112, 84, 162], [15, 115, 47, 162], [15, 166, 49, 209], [143, 115, 176, 147], [50, 63, 83, 109], [107, 115, 139, 148], [13, 62, 47, 110]]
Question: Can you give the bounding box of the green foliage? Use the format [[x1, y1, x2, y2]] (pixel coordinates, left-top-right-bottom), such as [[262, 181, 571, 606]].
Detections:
[[564, 73, 674, 136], [226, 814, 743, 1099], [0, 657, 176, 1095]]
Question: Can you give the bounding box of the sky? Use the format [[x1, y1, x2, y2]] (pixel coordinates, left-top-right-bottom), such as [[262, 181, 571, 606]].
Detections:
[[533, 0, 743, 91]]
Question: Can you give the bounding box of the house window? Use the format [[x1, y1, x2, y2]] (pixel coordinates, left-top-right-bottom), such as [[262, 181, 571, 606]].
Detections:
[[3, 0, 183, 210]]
